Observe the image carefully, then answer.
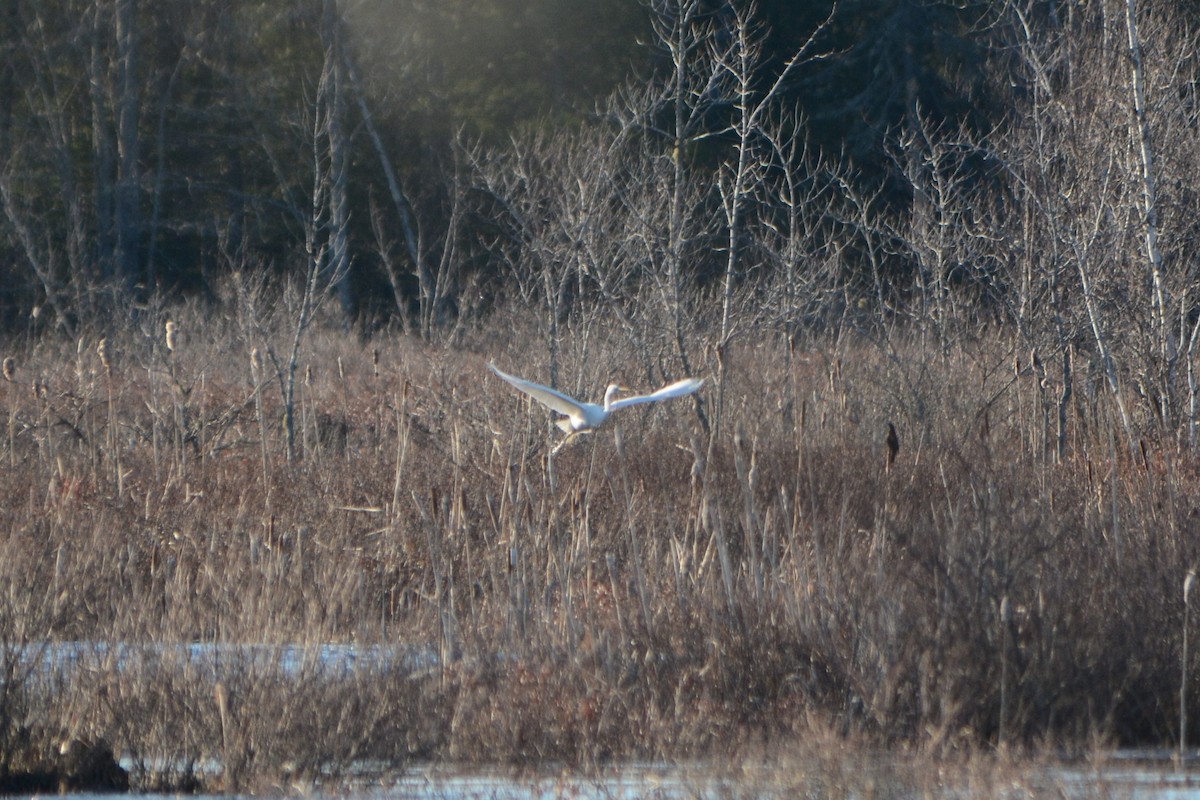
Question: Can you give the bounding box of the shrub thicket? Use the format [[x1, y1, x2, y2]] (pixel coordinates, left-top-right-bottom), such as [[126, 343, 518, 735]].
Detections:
[[0, 302, 1196, 788]]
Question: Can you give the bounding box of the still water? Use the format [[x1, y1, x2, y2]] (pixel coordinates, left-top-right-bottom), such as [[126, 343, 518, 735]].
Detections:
[[14, 644, 1200, 798], [10, 757, 1200, 799]]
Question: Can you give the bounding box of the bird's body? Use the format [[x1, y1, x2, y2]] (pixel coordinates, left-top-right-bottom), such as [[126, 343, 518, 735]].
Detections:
[[489, 363, 703, 452]]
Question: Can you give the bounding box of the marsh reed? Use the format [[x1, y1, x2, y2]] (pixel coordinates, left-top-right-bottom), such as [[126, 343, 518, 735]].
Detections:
[[0, 305, 1197, 789]]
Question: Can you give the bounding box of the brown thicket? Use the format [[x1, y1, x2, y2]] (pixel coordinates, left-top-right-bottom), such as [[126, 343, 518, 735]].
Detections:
[[0, 297, 1197, 788]]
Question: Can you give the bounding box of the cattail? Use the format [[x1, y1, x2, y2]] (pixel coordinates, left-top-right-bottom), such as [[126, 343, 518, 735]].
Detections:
[[74, 338, 85, 384], [96, 338, 110, 370], [304, 364, 314, 387], [1184, 568, 1197, 756], [886, 422, 900, 470], [2, 357, 14, 382], [165, 320, 177, 353], [999, 594, 1012, 749], [250, 347, 262, 380]]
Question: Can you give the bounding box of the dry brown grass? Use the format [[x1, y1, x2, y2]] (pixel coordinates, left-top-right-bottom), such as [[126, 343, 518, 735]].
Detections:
[[0, 303, 1197, 789]]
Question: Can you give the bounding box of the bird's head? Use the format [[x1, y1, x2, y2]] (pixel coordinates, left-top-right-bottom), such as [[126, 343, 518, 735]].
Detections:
[[603, 383, 628, 409]]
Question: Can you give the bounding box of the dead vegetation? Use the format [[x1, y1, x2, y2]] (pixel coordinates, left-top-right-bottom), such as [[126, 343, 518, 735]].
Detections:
[[0, 301, 1197, 791]]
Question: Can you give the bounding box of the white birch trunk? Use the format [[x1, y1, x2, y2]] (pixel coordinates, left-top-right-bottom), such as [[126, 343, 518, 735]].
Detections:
[[1123, 0, 1174, 415]]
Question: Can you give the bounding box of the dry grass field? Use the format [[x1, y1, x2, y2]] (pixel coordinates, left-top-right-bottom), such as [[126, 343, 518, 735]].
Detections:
[[1, 302, 1197, 791]]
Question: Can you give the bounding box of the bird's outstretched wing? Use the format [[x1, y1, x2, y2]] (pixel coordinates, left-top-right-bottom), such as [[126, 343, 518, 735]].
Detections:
[[489, 363, 588, 418], [609, 377, 704, 411]]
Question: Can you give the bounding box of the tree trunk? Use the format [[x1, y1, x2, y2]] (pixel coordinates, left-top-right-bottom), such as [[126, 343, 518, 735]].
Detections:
[[344, 52, 426, 331], [114, 0, 141, 298], [321, 0, 354, 324], [662, 0, 704, 429], [1122, 0, 1173, 418], [90, 2, 115, 285]]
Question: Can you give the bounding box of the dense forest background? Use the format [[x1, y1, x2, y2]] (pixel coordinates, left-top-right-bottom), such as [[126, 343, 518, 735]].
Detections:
[[5, 0, 1200, 441]]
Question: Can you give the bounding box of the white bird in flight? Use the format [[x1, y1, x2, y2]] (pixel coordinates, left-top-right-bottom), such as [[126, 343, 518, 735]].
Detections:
[[489, 363, 704, 453]]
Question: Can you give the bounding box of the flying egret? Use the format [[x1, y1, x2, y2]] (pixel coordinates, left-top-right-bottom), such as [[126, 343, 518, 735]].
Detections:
[[488, 363, 704, 453]]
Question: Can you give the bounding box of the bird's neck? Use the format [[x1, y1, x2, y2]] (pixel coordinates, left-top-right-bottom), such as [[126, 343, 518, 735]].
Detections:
[[603, 385, 621, 410]]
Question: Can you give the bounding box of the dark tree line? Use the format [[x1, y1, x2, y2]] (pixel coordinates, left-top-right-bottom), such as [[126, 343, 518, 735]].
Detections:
[[6, 0, 1200, 444], [0, 0, 1013, 333]]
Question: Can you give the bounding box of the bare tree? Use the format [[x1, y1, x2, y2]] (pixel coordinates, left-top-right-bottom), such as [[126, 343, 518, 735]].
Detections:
[[606, 0, 721, 407], [113, 0, 141, 296], [995, 1, 1200, 444], [319, 0, 353, 324], [470, 129, 582, 391], [90, 0, 116, 290], [1121, 0, 1172, 422], [708, 2, 834, 433], [997, 1, 1142, 443], [248, 41, 352, 463], [0, 2, 100, 334]]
